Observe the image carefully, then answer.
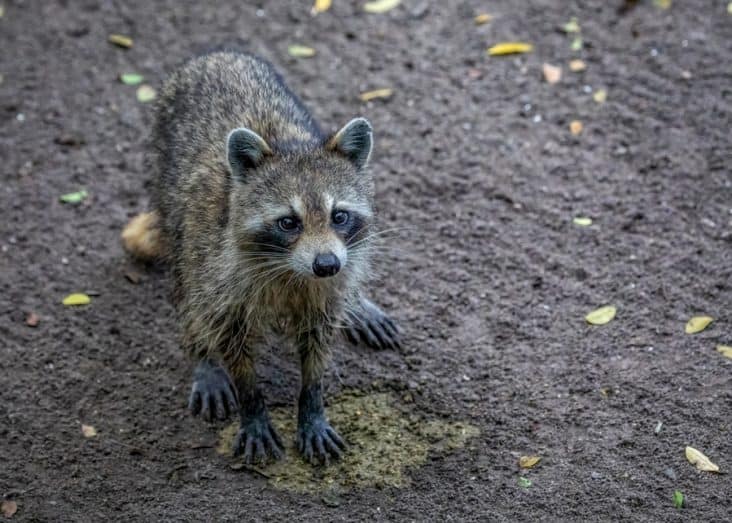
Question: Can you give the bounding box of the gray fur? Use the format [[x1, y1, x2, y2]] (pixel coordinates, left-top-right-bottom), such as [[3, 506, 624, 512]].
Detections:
[[148, 51, 381, 463]]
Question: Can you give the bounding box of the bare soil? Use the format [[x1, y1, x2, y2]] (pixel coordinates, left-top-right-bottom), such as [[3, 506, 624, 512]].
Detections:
[[1, 0, 731, 521]]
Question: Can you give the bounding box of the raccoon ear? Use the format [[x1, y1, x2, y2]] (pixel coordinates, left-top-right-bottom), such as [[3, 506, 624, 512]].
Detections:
[[226, 127, 272, 179], [327, 117, 373, 170]]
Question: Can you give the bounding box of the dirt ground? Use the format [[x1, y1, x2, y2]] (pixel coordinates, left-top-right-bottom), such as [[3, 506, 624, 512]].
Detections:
[[1, 0, 731, 521]]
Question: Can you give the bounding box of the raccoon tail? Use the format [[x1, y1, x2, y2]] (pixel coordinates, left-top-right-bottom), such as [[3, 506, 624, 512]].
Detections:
[[121, 210, 168, 261]]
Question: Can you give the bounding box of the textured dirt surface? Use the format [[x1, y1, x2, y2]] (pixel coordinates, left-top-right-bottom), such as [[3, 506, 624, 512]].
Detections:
[[1, 0, 731, 521]]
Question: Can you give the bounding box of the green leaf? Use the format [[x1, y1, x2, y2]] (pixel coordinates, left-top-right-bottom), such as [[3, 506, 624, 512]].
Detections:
[[517, 476, 532, 488], [673, 490, 684, 509], [120, 73, 144, 85], [571, 37, 583, 51], [60, 189, 88, 204], [287, 44, 316, 58], [563, 17, 580, 34]]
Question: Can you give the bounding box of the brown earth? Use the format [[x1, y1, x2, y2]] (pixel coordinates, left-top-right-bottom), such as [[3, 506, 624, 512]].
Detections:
[[1, 0, 731, 521]]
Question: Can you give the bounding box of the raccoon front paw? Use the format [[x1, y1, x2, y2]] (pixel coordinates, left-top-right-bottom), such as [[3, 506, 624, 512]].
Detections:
[[297, 417, 346, 465], [188, 359, 238, 421], [346, 297, 401, 351], [233, 415, 284, 465]]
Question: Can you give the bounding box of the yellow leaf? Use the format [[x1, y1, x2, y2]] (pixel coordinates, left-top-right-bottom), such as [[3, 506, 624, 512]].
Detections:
[[62, 293, 91, 306], [81, 424, 98, 438], [685, 446, 720, 472], [654, 0, 671, 9], [136, 85, 156, 103], [288, 44, 316, 58], [474, 13, 493, 25], [0, 6, 4, 18], [487, 42, 533, 56], [311, 0, 332, 14], [108, 34, 133, 49], [685, 316, 713, 334], [569, 59, 587, 72], [359, 88, 393, 102], [519, 455, 541, 468], [593, 89, 607, 103], [585, 305, 616, 325], [570, 120, 583, 135], [728, 2, 732, 14], [573, 216, 592, 226], [542, 63, 562, 84], [363, 0, 400, 14], [717, 345, 732, 359]]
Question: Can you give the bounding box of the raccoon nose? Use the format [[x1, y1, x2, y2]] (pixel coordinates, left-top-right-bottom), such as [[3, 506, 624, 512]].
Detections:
[[312, 252, 341, 277]]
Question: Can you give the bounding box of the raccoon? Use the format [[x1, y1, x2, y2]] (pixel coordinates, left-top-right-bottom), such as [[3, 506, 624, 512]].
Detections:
[[121, 51, 400, 465]]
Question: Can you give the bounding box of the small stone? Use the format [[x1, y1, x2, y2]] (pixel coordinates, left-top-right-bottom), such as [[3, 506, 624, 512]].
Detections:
[[25, 312, 40, 327]]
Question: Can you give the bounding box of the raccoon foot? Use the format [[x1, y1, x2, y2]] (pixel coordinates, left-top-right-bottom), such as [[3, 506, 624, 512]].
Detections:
[[297, 416, 346, 465], [297, 383, 346, 465], [188, 359, 238, 421], [346, 297, 401, 350], [233, 412, 284, 464]]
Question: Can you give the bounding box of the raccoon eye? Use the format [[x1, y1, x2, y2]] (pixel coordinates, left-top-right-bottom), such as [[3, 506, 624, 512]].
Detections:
[[332, 210, 349, 225], [277, 216, 300, 232]]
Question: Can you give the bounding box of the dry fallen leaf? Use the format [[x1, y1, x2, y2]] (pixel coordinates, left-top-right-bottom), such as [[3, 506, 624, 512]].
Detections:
[[81, 424, 98, 438], [573, 216, 592, 226], [586, 305, 616, 325], [311, 0, 332, 14], [569, 59, 587, 72], [1, 501, 17, 518], [63, 293, 91, 306], [136, 85, 156, 103], [685, 446, 720, 472], [593, 89, 607, 103], [363, 0, 400, 14], [359, 88, 393, 102], [685, 316, 713, 334], [287, 44, 316, 58], [487, 42, 533, 56], [25, 312, 39, 327], [108, 34, 133, 48], [570, 120, 583, 135], [716, 345, 732, 359], [474, 13, 492, 25], [654, 0, 671, 8], [542, 63, 562, 84], [519, 455, 541, 468]]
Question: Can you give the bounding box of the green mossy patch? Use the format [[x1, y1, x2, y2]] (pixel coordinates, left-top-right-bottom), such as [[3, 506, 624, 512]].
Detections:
[[217, 391, 479, 494]]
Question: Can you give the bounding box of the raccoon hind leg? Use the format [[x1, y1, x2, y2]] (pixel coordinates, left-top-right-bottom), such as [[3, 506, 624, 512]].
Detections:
[[345, 296, 401, 350], [188, 358, 238, 421]]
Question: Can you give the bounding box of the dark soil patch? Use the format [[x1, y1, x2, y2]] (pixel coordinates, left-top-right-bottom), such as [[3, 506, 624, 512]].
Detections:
[[1, 0, 730, 521]]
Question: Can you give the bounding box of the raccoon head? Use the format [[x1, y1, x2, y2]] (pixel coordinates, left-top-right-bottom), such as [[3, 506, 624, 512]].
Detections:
[[226, 118, 375, 282]]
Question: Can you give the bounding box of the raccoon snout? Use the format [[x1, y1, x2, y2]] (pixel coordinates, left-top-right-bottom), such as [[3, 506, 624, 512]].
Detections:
[[312, 252, 341, 278]]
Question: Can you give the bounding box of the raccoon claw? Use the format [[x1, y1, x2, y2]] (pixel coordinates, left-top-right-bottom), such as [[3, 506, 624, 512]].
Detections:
[[188, 359, 238, 421], [233, 416, 284, 465], [297, 417, 346, 465], [346, 297, 401, 351]]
